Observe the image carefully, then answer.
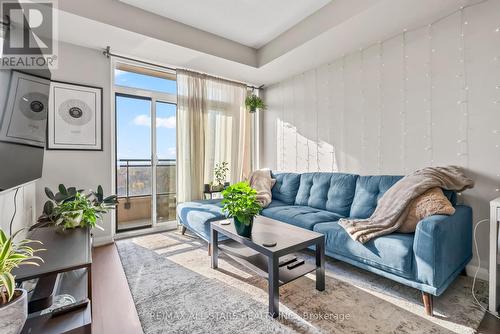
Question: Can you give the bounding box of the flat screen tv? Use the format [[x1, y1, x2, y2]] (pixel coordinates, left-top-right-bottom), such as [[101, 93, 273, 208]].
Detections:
[[0, 68, 51, 193]]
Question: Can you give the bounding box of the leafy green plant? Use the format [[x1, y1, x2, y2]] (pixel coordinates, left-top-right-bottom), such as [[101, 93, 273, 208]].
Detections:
[[32, 184, 118, 231], [214, 161, 229, 187], [221, 182, 261, 225], [245, 94, 266, 113], [0, 229, 44, 305]]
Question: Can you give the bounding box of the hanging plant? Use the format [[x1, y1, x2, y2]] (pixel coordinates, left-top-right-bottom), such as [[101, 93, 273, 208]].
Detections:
[[245, 94, 266, 113]]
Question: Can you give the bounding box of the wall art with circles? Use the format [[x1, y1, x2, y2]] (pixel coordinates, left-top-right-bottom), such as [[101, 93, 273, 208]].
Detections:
[[47, 81, 102, 150], [0, 71, 50, 148]]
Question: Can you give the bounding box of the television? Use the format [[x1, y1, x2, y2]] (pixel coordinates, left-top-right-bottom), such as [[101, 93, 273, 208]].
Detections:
[[0, 68, 51, 193]]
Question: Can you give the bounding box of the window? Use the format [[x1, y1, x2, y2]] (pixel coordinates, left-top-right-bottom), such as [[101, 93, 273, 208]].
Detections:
[[114, 63, 176, 94]]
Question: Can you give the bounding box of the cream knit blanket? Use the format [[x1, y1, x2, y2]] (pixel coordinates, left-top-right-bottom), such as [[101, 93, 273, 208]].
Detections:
[[338, 166, 474, 243], [248, 169, 276, 208]]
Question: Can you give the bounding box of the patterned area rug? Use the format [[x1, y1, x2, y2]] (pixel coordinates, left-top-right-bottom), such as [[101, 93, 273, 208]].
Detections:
[[116, 230, 487, 334]]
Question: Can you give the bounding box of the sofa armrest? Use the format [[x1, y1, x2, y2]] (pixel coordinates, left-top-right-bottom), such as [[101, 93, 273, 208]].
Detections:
[[413, 205, 472, 293]]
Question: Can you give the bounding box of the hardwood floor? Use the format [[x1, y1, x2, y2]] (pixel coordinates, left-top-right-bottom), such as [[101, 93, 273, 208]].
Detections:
[[91, 242, 499, 334], [92, 244, 143, 334], [477, 312, 500, 333]]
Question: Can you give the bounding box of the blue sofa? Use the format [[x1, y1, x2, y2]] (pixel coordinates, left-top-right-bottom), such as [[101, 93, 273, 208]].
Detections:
[[177, 172, 473, 316]]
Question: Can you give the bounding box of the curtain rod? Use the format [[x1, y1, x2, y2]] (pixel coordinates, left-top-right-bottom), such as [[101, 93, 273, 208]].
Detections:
[[103, 46, 264, 91]]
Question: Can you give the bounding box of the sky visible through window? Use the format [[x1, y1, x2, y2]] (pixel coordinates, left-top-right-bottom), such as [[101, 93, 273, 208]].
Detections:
[[116, 70, 177, 161]]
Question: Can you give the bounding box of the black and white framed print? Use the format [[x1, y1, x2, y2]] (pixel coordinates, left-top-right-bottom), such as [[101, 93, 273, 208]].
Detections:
[[0, 71, 50, 148], [48, 81, 102, 150]]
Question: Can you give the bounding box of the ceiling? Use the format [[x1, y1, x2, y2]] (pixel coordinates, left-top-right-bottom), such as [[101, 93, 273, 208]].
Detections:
[[55, 0, 476, 86], [118, 0, 332, 48]]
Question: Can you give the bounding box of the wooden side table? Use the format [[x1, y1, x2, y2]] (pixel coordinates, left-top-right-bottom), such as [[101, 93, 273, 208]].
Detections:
[[13, 227, 93, 333]]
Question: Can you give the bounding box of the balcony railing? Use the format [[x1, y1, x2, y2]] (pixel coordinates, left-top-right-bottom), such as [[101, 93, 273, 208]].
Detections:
[[117, 158, 176, 198], [116, 158, 177, 230]]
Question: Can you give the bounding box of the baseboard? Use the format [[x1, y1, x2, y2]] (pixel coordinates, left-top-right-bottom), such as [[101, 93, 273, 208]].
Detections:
[[466, 263, 489, 281], [93, 235, 114, 247]]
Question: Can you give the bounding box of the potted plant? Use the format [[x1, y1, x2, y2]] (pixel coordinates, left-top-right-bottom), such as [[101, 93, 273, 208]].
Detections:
[[221, 182, 262, 237], [0, 228, 44, 334], [32, 184, 118, 232], [212, 161, 229, 191], [245, 94, 266, 113]]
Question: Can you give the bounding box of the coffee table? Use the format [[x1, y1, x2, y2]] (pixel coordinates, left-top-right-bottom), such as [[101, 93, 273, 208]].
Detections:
[[210, 216, 325, 318]]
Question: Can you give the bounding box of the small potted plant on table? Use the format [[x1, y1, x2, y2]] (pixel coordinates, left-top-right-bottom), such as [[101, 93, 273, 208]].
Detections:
[[213, 162, 229, 191], [0, 229, 44, 334], [32, 184, 118, 232], [221, 182, 262, 237], [204, 162, 230, 194]]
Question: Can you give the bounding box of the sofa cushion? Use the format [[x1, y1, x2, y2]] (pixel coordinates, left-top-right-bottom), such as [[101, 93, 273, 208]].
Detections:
[[294, 172, 358, 216], [261, 205, 343, 230], [177, 199, 226, 241], [314, 221, 415, 279], [349, 175, 403, 219], [265, 200, 288, 209], [271, 172, 301, 205]]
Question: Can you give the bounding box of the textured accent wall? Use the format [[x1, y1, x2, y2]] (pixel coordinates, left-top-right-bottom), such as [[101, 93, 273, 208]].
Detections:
[[261, 0, 500, 271]]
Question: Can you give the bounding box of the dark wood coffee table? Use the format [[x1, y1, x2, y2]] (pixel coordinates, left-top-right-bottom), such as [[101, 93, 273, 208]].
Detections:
[[210, 216, 325, 318]]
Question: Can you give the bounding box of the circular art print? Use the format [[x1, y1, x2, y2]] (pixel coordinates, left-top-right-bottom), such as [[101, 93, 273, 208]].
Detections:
[[58, 99, 93, 126], [19, 92, 48, 121]]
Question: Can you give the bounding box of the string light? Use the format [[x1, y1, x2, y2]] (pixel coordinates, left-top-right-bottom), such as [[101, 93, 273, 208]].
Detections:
[[458, 8, 469, 167], [313, 69, 319, 173], [280, 81, 285, 171], [341, 55, 346, 171], [327, 63, 336, 172], [427, 23, 434, 166], [496, 23, 500, 191], [292, 74, 298, 173], [360, 49, 367, 167], [401, 30, 408, 173], [378, 42, 384, 173], [270, 1, 494, 178]]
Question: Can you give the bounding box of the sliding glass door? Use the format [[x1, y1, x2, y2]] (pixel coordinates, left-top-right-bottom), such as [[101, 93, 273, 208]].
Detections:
[[116, 95, 153, 231], [155, 102, 177, 224], [114, 62, 177, 233]]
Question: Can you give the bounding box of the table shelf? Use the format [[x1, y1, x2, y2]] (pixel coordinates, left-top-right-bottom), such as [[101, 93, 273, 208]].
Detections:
[[219, 241, 316, 286]]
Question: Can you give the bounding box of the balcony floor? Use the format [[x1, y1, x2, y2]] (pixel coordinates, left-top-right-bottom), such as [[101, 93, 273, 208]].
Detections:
[[117, 217, 173, 231]]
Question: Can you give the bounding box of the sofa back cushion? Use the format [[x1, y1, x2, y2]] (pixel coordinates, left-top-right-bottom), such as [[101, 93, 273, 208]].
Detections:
[[350, 175, 403, 219], [271, 172, 301, 205], [294, 172, 358, 216]]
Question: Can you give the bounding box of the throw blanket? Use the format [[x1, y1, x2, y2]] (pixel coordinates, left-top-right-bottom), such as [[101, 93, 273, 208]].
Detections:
[[338, 166, 474, 244], [248, 169, 276, 208]]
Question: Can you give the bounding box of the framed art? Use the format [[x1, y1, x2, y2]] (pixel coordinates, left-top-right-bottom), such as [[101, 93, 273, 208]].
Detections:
[[0, 71, 51, 148], [48, 81, 102, 150]]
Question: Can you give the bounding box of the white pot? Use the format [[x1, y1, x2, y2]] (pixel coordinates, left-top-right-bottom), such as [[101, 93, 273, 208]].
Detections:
[[0, 289, 27, 334]]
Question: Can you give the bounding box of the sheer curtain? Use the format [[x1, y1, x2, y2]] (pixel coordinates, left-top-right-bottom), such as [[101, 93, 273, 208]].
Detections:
[[177, 70, 251, 203]]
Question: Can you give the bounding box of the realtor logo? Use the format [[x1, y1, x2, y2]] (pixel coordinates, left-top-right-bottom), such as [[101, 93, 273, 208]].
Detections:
[[1, 0, 58, 69]]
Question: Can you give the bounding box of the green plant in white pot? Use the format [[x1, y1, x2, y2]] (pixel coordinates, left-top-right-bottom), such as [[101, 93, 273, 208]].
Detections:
[[0, 229, 44, 334], [245, 94, 266, 113], [221, 182, 262, 237], [32, 184, 118, 232]]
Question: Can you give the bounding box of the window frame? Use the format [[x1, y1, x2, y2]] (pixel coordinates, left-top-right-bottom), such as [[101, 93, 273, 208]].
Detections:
[[111, 57, 177, 235]]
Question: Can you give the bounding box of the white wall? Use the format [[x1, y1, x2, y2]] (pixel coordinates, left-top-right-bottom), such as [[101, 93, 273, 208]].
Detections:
[[36, 42, 113, 245], [261, 0, 500, 273], [0, 183, 36, 237]]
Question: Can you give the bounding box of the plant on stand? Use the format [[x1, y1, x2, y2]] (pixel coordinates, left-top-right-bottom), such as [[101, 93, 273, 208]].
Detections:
[[32, 184, 118, 232], [211, 161, 229, 192], [0, 228, 44, 334], [221, 182, 262, 237], [245, 94, 266, 113]]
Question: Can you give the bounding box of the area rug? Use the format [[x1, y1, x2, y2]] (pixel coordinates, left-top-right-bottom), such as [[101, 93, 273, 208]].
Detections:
[[116, 230, 487, 334]]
